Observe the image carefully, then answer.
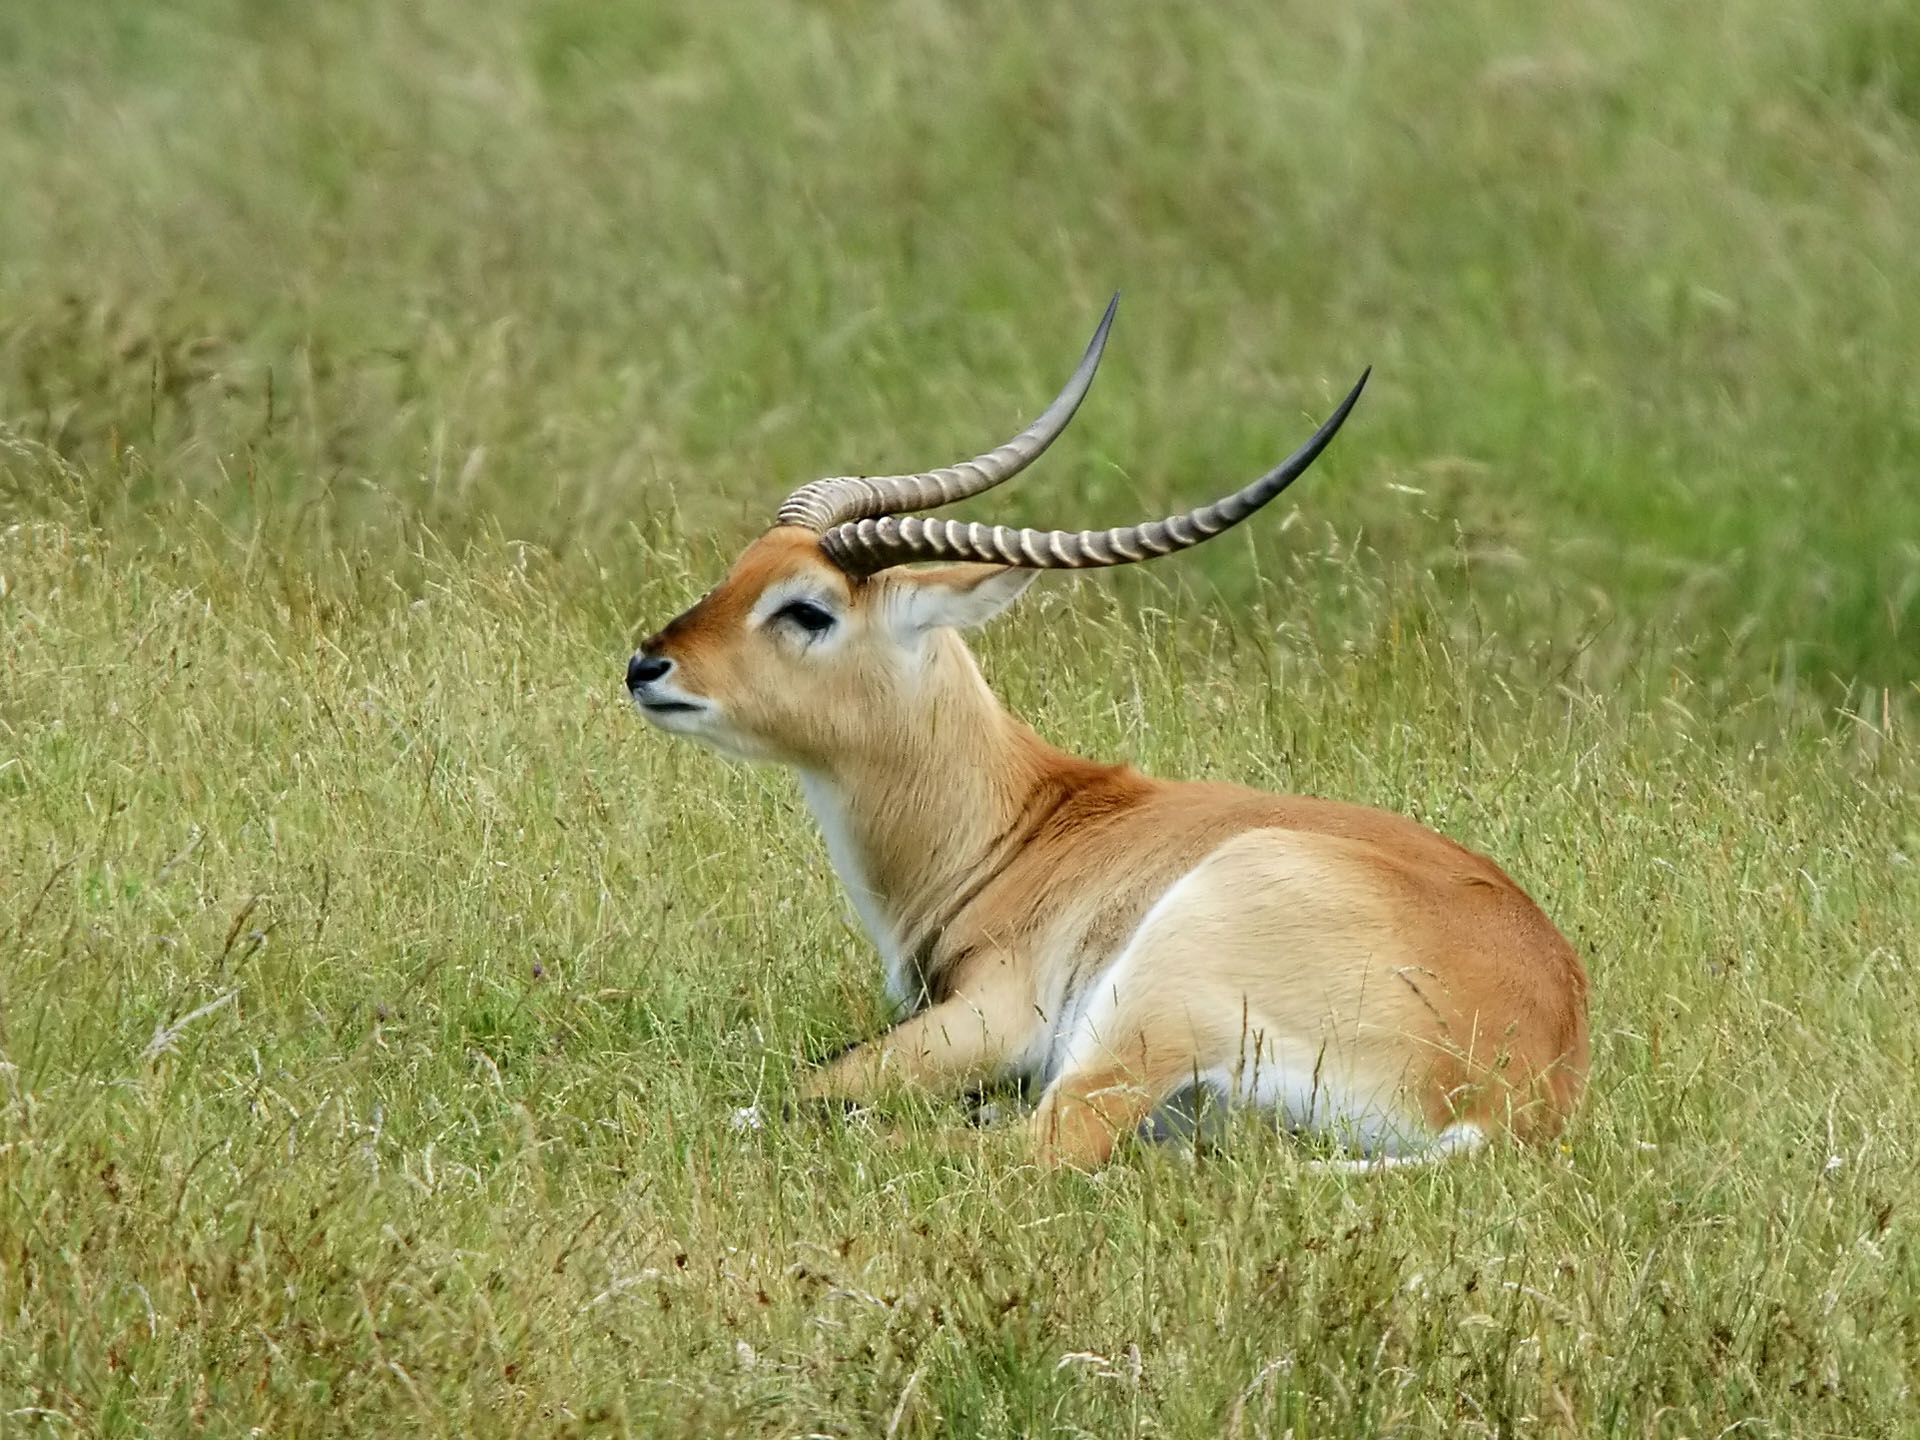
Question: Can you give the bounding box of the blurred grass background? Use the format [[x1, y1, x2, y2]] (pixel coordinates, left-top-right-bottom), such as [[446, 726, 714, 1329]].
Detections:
[[3, 0, 1917, 698], [4, 2, 1920, 1435]]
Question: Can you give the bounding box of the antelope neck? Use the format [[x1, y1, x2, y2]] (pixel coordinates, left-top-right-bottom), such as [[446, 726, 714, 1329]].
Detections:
[[794, 640, 1058, 1003]]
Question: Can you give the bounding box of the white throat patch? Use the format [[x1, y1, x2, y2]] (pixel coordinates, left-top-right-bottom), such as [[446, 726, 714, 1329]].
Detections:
[[797, 772, 914, 1009]]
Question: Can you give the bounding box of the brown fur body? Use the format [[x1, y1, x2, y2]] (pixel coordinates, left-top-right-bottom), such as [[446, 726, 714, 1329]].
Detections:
[[632, 529, 1589, 1168]]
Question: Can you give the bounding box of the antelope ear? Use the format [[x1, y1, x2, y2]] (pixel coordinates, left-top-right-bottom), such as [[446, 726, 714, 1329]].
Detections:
[[888, 564, 1038, 633]]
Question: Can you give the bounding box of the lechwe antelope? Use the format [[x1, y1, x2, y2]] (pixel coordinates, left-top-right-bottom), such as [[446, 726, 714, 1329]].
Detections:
[[627, 298, 1589, 1170]]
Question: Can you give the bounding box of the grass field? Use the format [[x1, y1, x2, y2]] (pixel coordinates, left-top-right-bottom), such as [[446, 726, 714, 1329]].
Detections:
[[4, 1, 1920, 1434]]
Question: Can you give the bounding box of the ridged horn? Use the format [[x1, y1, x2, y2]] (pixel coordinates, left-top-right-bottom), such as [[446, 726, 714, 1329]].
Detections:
[[774, 295, 1119, 534], [819, 368, 1370, 575]]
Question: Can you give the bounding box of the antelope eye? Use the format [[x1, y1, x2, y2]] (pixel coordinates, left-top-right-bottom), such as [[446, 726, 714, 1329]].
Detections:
[[774, 599, 836, 636]]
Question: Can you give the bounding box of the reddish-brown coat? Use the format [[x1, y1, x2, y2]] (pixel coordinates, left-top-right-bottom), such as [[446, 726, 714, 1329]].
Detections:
[[633, 530, 1589, 1166]]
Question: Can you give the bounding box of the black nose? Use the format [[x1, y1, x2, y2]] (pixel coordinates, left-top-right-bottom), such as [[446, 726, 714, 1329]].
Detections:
[[627, 652, 671, 690]]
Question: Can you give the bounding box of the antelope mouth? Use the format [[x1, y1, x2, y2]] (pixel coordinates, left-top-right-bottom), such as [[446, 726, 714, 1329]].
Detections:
[[638, 699, 704, 716]]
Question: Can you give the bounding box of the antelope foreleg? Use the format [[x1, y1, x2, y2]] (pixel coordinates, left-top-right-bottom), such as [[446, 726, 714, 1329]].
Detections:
[[800, 982, 1032, 1106]]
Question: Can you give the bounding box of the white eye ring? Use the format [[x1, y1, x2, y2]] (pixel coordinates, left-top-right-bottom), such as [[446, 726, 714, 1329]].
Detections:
[[773, 599, 836, 637]]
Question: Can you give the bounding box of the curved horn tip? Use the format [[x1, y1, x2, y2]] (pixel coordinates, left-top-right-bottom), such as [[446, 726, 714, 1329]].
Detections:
[[1091, 292, 1120, 344], [1317, 366, 1372, 432]]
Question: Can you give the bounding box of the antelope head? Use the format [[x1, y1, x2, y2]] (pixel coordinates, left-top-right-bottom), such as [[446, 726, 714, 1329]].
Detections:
[[626, 297, 1367, 768]]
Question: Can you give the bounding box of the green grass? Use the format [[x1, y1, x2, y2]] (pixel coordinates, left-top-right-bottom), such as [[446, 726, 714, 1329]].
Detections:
[[3, 1, 1919, 1434]]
